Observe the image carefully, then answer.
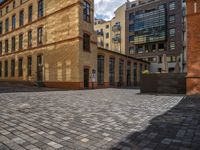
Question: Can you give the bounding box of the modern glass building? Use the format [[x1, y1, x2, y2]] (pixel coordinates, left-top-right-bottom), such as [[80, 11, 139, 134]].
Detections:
[[126, 0, 185, 73]]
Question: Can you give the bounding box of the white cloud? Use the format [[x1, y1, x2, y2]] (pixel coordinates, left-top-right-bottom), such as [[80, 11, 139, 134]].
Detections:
[[94, 0, 133, 20], [94, 0, 126, 20]]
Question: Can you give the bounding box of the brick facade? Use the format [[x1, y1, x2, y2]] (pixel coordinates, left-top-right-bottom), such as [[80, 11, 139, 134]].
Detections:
[[0, 0, 149, 89], [186, 0, 200, 95]]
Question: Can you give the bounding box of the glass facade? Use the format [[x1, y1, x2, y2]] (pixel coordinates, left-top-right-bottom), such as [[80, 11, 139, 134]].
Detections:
[[130, 7, 167, 45]]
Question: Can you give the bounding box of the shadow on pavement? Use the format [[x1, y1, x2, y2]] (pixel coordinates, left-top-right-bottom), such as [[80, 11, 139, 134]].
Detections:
[[111, 96, 200, 150], [0, 84, 65, 93]]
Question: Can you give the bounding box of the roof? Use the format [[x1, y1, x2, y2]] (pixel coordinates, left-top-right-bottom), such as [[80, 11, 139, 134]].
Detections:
[[98, 47, 150, 64]]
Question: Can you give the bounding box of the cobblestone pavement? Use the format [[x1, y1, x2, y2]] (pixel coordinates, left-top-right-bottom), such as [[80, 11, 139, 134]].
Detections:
[[0, 87, 199, 150]]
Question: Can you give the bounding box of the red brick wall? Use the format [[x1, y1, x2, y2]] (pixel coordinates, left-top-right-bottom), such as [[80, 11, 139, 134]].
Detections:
[[187, 0, 200, 95]]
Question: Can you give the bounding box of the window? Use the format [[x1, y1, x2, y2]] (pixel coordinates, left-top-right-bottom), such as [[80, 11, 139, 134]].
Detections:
[[169, 28, 176, 37], [27, 57, 32, 76], [97, 55, 104, 85], [170, 42, 175, 50], [106, 33, 109, 38], [106, 25, 109, 29], [83, 33, 90, 51], [18, 58, 23, 77], [5, 39, 9, 53], [133, 63, 137, 84], [169, 15, 175, 23], [19, 33, 23, 49], [12, 14, 16, 30], [159, 4, 166, 10], [0, 41, 2, 55], [38, 0, 44, 18], [0, 21, 2, 34], [169, 1, 176, 10], [5, 18, 9, 32], [129, 24, 134, 32], [4, 61, 8, 77], [139, 64, 143, 81], [6, 6, 9, 13], [37, 27, 43, 45], [13, 1, 16, 8], [106, 43, 109, 48], [0, 62, 2, 77], [167, 55, 177, 62], [83, 1, 91, 22], [11, 36, 16, 52], [28, 30, 32, 47], [109, 58, 115, 85], [20, 0, 23, 4], [28, 5, 33, 22], [129, 47, 135, 55], [11, 59, 15, 77], [119, 60, 124, 83], [129, 13, 134, 21], [19, 10, 24, 26], [158, 43, 165, 51], [129, 35, 134, 43]]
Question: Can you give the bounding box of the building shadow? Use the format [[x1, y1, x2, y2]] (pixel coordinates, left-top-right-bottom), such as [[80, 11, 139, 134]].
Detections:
[[110, 96, 200, 150], [0, 84, 65, 93]]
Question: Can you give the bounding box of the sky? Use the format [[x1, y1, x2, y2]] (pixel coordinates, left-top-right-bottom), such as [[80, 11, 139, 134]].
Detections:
[[0, 0, 132, 21], [94, 0, 129, 20]]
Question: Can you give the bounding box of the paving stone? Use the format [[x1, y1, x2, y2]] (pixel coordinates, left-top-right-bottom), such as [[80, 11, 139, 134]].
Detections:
[[0, 87, 198, 149]]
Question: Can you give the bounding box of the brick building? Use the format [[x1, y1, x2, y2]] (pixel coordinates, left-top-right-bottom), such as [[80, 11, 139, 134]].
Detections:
[[0, 0, 149, 89], [186, 0, 200, 95], [126, 0, 186, 73]]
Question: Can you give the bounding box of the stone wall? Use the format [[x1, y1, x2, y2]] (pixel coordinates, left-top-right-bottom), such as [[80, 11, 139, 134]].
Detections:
[[141, 73, 186, 94]]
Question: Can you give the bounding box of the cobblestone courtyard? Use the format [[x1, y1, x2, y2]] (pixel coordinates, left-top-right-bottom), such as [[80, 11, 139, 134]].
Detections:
[[0, 87, 199, 150]]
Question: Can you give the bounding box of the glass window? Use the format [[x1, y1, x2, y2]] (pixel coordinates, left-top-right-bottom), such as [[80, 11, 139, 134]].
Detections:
[[169, 15, 175, 23], [11, 59, 15, 77], [158, 43, 165, 51], [5, 18, 9, 32], [12, 14, 16, 30], [13, 1, 16, 8], [169, 1, 176, 10], [37, 27, 43, 45], [28, 5, 33, 22], [5, 39, 9, 53], [6, 6, 9, 13], [11, 36, 15, 52], [4, 60, 8, 77], [119, 60, 124, 83], [169, 28, 176, 37], [19, 33, 23, 49], [0, 21, 2, 34], [109, 58, 115, 86], [38, 0, 44, 18], [170, 42, 175, 50], [0, 41, 2, 55], [28, 30, 32, 47], [0, 62, 2, 77], [27, 56, 32, 76], [19, 10, 24, 26], [97, 55, 104, 85], [18, 58, 23, 77], [83, 33, 90, 51], [83, 1, 91, 22], [133, 63, 137, 85]]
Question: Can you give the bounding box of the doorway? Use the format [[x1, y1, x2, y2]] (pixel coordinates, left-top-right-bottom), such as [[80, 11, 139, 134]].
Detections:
[[84, 68, 89, 88]]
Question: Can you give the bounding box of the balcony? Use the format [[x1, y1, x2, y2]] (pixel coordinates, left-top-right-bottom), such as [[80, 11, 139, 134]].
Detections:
[[112, 24, 121, 32], [96, 31, 104, 36], [112, 36, 121, 43]]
